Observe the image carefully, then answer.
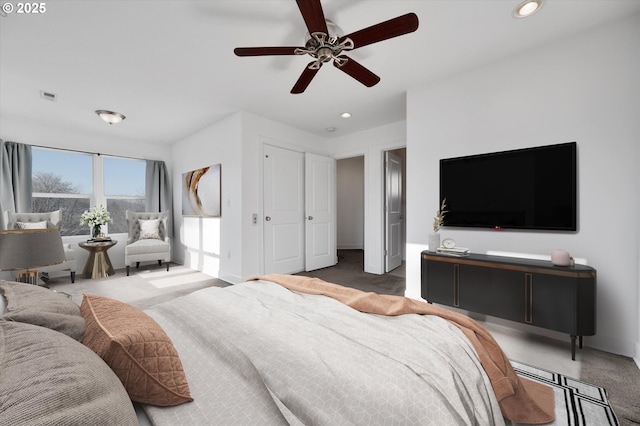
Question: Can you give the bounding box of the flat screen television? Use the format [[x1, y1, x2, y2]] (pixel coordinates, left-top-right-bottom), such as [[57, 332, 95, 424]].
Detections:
[[439, 142, 577, 231]]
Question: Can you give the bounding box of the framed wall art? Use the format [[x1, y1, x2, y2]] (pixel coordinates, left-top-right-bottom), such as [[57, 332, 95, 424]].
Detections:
[[182, 163, 221, 217]]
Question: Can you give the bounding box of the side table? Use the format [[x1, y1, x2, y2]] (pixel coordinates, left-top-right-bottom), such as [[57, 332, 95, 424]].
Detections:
[[78, 240, 118, 279]]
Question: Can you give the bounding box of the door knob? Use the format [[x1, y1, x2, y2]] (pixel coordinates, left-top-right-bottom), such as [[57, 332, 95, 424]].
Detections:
[[307, 216, 313, 220], [265, 216, 271, 221]]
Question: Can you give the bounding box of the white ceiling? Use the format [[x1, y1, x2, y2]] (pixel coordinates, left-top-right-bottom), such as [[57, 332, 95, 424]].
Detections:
[[1, 0, 639, 145]]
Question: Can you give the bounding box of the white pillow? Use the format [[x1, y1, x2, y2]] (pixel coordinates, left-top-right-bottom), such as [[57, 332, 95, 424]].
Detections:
[[138, 219, 161, 240], [16, 221, 47, 229]]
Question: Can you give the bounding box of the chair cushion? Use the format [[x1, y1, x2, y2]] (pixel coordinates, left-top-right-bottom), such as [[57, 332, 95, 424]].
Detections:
[[7, 210, 62, 229], [63, 244, 77, 261], [126, 211, 168, 243], [0, 280, 85, 341], [125, 238, 170, 255], [138, 218, 162, 240], [16, 220, 47, 229], [80, 294, 193, 406]]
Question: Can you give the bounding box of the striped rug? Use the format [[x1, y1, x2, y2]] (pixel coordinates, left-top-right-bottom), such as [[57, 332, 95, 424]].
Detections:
[[511, 360, 618, 426]]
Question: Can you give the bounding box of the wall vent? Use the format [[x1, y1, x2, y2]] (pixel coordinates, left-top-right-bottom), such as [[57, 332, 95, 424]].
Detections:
[[40, 90, 57, 101]]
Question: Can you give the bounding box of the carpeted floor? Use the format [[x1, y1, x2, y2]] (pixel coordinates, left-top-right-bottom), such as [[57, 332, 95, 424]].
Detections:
[[46, 251, 639, 425], [295, 249, 406, 296]]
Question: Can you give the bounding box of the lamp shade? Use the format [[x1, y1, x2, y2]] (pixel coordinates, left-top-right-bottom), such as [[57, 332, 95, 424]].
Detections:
[[0, 229, 65, 271]]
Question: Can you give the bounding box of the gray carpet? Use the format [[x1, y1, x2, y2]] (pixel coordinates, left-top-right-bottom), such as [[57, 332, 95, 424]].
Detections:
[[295, 249, 406, 296], [46, 263, 230, 310]]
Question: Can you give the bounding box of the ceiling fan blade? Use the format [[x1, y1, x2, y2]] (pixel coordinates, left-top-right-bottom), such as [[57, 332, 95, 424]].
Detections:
[[234, 47, 301, 56], [295, 0, 328, 35], [333, 56, 380, 87], [341, 12, 419, 50], [291, 61, 322, 94]]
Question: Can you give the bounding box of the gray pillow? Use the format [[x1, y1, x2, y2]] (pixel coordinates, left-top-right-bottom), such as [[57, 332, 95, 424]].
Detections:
[[0, 320, 138, 426], [0, 280, 85, 341]]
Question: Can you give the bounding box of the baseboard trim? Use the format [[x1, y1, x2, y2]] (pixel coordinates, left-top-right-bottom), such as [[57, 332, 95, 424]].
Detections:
[[634, 342, 640, 370], [337, 244, 363, 250]]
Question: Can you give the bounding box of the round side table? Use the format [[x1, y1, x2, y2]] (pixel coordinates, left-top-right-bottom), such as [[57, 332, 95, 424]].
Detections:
[[78, 240, 118, 279]]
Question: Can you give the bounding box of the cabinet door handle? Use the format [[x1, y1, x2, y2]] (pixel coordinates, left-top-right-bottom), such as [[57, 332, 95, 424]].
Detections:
[[453, 264, 460, 307], [525, 273, 533, 324]]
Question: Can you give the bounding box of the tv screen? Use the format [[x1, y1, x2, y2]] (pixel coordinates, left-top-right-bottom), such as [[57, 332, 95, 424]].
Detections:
[[440, 142, 577, 231]]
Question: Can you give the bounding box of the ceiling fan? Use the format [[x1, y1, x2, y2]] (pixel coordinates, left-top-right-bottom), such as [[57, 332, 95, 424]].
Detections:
[[233, 0, 419, 94]]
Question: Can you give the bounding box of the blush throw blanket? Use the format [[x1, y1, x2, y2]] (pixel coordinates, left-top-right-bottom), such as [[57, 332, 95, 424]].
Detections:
[[250, 274, 555, 424]]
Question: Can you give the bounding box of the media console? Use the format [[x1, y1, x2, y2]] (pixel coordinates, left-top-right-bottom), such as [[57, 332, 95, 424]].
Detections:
[[421, 251, 596, 360]]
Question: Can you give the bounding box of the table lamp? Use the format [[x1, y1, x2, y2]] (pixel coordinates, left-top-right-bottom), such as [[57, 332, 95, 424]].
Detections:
[[0, 228, 65, 285]]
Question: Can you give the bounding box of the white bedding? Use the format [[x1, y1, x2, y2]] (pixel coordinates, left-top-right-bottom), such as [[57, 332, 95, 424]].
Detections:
[[142, 280, 505, 425]]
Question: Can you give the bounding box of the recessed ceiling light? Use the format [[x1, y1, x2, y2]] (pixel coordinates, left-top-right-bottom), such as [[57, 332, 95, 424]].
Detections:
[[513, 0, 544, 18], [340, 112, 352, 118], [325, 127, 337, 133]]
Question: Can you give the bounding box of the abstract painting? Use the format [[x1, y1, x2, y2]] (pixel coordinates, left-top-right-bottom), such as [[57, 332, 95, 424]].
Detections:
[[182, 163, 221, 217]]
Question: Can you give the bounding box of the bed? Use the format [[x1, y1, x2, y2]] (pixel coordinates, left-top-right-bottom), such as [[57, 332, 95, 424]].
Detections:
[[0, 275, 554, 425]]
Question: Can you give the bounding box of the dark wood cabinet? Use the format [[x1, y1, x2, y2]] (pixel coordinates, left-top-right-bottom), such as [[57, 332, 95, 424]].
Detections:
[[421, 251, 596, 360]]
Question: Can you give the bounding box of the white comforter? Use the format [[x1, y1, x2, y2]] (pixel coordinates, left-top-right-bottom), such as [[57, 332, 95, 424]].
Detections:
[[142, 280, 505, 425]]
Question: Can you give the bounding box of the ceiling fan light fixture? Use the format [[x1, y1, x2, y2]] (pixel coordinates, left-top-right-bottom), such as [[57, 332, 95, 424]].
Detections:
[[513, 0, 544, 18], [95, 109, 126, 125]]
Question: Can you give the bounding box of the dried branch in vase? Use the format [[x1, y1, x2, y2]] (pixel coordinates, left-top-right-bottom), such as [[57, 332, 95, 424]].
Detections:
[[433, 198, 447, 233]]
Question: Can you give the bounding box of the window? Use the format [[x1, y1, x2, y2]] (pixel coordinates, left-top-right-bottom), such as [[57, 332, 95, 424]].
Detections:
[[31, 148, 146, 236], [104, 156, 146, 233], [32, 148, 92, 235]]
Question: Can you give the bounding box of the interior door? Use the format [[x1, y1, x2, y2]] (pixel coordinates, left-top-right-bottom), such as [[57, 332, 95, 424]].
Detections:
[[385, 151, 403, 272], [305, 152, 337, 271], [263, 145, 305, 274]]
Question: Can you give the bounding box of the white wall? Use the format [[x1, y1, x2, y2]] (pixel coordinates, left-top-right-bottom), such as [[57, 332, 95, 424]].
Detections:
[[337, 156, 364, 250], [170, 111, 329, 283], [0, 118, 172, 273], [326, 121, 406, 274], [170, 113, 243, 283], [406, 15, 640, 357]]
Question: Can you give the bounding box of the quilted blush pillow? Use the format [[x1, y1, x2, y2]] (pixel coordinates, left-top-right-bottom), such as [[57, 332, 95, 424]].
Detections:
[[138, 218, 162, 240], [0, 281, 85, 341], [80, 293, 193, 406]]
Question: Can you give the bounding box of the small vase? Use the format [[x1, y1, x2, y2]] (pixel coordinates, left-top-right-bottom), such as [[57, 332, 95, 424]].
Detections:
[[428, 233, 440, 252], [92, 225, 101, 239]]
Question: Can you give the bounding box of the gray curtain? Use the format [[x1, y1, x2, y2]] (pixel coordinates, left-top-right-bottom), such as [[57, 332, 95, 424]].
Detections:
[[0, 140, 32, 229], [145, 160, 172, 237]]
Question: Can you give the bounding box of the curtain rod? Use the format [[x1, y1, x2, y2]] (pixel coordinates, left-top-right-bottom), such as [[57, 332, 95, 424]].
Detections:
[[29, 143, 148, 162]]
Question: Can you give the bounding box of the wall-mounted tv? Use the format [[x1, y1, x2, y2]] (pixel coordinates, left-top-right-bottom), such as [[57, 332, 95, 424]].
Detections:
[[440, 142, 577, 231]]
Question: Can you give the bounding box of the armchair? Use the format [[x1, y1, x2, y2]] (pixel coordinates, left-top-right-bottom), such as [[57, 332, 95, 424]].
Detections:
[[124, 211, 171, 276], [2, 210, 77, 283]]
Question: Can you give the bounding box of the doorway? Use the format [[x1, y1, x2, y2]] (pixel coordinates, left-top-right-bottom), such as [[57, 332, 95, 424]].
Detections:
[[385, 148, 406, 273]]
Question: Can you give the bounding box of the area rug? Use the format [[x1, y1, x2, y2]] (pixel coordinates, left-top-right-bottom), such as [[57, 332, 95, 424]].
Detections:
[[511, 360, 619, 426]]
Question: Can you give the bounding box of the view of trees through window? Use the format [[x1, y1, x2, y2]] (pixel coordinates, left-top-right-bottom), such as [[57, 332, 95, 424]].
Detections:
[[31, 148, 146, 236], [104, 156, 146, 233], [32, 172, 90, 235]]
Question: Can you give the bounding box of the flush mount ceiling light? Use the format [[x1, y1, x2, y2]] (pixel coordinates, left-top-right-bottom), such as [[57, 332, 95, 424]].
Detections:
[[513, 0, 544, 18], [95, 110, 126, 125], [340, 112, 352, 118]]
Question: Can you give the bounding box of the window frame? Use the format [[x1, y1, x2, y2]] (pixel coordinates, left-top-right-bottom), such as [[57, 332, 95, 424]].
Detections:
[[30, 148, 147, 237]]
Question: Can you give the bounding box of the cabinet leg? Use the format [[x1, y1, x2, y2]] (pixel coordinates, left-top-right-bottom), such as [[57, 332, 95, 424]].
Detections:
[[570, 335, 576, 361], [579, 335, 583, 349]]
